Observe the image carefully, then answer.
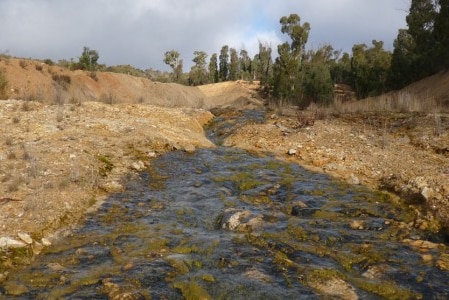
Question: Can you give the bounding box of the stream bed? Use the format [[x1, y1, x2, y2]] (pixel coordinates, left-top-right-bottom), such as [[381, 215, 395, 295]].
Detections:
[[2, 109, 449, 299]]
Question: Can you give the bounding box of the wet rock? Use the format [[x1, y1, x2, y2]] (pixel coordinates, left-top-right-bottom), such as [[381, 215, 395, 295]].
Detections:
[[17, 232, 33, 245], [4, 281, 29, 296], [291, 207, 318, 217], [244, 268, 272, 283], [218, 208, 252, 231], [349, 220, 365, 230], [362, 264, 392, 279], [0, 237, 27, 248], [308, 277, 358, 300], [436, 253, 449, 271]]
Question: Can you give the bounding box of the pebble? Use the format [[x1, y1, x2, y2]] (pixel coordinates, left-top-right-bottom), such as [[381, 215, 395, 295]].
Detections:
[[17, 232, 33, 244], [288, 148, 297, 155], [0, 237, 27, 248]]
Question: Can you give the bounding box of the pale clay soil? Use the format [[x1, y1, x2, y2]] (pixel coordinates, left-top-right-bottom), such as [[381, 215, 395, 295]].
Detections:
[[0, 58, 448, 254]]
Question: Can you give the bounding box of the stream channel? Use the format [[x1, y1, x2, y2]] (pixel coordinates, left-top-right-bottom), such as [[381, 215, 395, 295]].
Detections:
[[2, 108, 449, 299]]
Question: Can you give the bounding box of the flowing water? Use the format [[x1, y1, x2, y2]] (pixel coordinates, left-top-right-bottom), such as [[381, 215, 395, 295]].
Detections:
[[2, 109, 449, 299]]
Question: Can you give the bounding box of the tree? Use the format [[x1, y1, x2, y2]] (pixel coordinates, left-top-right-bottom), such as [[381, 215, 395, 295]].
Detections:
[[406, 0, 437, 76], [239, 49, 252, 80], [255, 42, 272, 88], [78, 46, 99, 71], [351, 40, 391, 98], [189, 51, 208, 85], [219, 45, 229, 81], [163, 50, 183, 82], [209, 53, 219, 83], [272, 14, 310, 105], [229, 48, 239, 81], [389, 29, 416, 88], [433, 0, 449, 70]]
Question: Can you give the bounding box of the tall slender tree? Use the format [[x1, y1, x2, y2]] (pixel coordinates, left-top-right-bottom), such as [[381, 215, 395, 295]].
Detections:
[[209, 53, 219, 83], [219, 45, 229, 81], [229, 48, 239, 81]]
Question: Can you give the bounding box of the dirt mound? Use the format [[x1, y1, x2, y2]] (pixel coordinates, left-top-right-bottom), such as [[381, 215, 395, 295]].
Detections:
[[1, 58, 205, 108], [198, 80, 264, 109]]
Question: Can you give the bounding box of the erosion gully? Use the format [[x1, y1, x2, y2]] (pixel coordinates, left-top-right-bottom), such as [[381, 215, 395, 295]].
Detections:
[[2, 108, 449, 299]]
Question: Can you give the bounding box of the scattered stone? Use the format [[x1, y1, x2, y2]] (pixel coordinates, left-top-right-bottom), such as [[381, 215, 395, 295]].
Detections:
[[32, 242, 44, 255], [350, 220, 365, 230], [47, 262, 65, 271], [308, 277, 358, 300], [17, 232, 33, 245], [348, 174, 360, 185], [421, 187, 434, 200], [100, 181, 125, 193], [122, 261, 134, 271], [41, 238, 52, 246], [218, 208, 252, 231], [362, 264, 392, 279], [0, 237, 27, 248], [147, 151, 157, 158], [287, 148, 297, 155], [130, 160, 145, 171], [421, 254, 433, 263], [291, 207, 318, 217], [436, 253, 449, 271], [184, 144, 196, 153]]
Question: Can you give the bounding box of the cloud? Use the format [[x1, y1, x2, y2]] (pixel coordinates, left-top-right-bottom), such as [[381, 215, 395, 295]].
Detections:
[[0, 0, 408, 71]]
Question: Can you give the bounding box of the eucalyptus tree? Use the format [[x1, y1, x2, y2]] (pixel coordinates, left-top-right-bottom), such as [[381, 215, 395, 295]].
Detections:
[[272, 13, 310, 105], [78, 46, 99, 71], [163, 50, 183, 82], [189, 51, 208, 85], [239, 49, 252, 80], [209, 53, 219, 83], [219, 45, 229, 81], [229, 48, 239, 81]]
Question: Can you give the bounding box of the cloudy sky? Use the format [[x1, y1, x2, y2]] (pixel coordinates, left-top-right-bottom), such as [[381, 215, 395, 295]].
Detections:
[[0, 0, 409, 71]]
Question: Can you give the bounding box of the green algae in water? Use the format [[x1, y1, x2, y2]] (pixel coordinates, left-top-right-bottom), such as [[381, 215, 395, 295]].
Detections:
[[167, 258, 190, 276], [173, 280, 212, 300], [351, 277, 419, 299]]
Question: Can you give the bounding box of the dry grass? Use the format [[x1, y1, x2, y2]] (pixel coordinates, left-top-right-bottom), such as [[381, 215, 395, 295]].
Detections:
[[332, 90, 448, 114]]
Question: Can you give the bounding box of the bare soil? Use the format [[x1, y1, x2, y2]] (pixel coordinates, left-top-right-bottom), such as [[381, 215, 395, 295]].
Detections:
[[0, 56, 448, 252]]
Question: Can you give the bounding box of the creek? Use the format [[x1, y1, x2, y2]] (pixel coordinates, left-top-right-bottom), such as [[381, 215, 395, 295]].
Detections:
[[2, 108, 449, 299]]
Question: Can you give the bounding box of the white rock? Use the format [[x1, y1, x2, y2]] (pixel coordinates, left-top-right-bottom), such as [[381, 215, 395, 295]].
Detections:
[[421, 187, 434, 200], [17, 232, 33, 244], [101, 181, 124, 193], [41, 238, 52, 246], [131, 160, 145, 171], [288, 148, 297, 155], [0, 237, 27, 248]]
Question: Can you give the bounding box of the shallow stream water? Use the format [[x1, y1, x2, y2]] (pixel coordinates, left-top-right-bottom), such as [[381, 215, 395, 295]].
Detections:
[[2, 109, 449, 299]]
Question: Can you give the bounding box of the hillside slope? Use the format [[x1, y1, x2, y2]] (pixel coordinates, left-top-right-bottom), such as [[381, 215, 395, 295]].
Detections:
[[1, 57, 205, 108]]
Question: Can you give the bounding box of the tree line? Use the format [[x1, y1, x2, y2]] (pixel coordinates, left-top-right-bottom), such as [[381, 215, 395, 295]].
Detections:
[[163, 0, 449, 108]]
